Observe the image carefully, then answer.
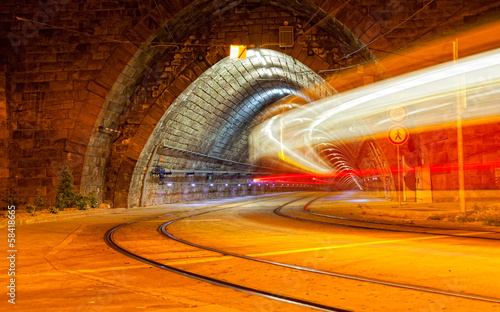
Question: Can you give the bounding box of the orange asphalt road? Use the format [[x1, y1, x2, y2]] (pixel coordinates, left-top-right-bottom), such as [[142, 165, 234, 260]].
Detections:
[[3, 192, 500, 311]]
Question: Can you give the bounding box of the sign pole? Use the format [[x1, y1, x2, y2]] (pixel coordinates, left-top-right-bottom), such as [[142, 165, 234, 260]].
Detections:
[[397, 146, 401, 207], [454, 39, 466, 214], [387, 125, 408, 206], [387, 107, 409, 207], [402, 155, 407, 202]]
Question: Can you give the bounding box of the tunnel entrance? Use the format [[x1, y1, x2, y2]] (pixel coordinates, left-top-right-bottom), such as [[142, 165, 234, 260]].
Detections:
[[75, 0, 379, 209], [128, 48, 335, 207]]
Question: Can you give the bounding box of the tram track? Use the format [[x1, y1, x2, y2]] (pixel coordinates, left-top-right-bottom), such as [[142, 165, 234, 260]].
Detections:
[[305, 197, 500, 234], [273, 197, 500, 241], [162, 197, 500, 306], [105, 195, 351, 312], [104, 193, 500, 311]]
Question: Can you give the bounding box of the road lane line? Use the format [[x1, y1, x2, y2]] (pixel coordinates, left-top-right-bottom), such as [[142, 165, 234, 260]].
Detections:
[[163, 232, 494, 265], [249, 231, 495, 257], [454, 231, 494, 236], [164, 256, 234, 265], [182, 219, 222, 222], [249, 235, 446, 257]]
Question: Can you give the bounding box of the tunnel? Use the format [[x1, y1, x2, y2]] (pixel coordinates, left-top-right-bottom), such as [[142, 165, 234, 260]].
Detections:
[[2, 0, 500, 209], [3, 1, 500, 311]]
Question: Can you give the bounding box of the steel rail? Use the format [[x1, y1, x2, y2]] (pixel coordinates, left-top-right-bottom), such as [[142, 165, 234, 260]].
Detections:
[[161, 197, 500, 305], [305, 205, 500, 237], [105, 195, 350, 312], [287, 198, 500, 241], [303, 196, 500, 232]]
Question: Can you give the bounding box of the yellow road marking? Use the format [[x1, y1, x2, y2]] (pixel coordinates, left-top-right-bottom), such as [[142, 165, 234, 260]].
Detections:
[[74, 265, 150, 273], [164, 256, 234, 265], [163, 231, 493, 264], [454, 231, 493, 236], [5, 229, 489, 278], [249, 235, 445, 257], [183, 219, 222, 222], [0, 265, 151, 278]]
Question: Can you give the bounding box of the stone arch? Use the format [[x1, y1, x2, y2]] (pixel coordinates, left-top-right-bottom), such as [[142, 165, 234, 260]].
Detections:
[[128, 48, 335, 207], [77, 0, 385, 207], [3, 0, 500, 206]]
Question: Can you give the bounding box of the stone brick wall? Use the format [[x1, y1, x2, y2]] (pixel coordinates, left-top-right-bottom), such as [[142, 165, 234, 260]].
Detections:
[[0, 62, 8, 196], [128, 48, 334, 207], [78, 1, 361, 208], [1, 0, 156, 205], [1, 0, 499, 208]]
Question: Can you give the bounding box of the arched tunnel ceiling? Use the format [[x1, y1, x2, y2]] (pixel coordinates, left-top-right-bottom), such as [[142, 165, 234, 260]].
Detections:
[[157, 49, 333, 163], [81, 0, 377, 207], [3, 0, 500, 209], [128, 48, 335, 207]]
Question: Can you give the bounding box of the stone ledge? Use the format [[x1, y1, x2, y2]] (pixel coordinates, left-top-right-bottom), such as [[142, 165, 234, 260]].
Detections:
[[0, 207, 127, 229]]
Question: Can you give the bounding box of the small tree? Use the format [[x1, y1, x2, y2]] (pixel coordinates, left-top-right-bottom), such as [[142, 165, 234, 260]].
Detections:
[[88, 190, 98, 208], [74, 193, 88, 210], [34, 189, 45, 212], [55, 163, 76, 210], [26, 204, 36, 215]]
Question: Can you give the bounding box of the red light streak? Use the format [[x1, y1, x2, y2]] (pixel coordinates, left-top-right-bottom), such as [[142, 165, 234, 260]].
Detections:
[[253, 160, 500, 184]]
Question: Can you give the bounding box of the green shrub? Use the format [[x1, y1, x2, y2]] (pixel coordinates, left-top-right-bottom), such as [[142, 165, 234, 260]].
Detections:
[[56, 194, 68, 211], [455, 214, 473, 223], [26, 204, 36, 215], [1, 190, 26, 210], [34, 190, 45, 211], [88, 190, 98, 208], [453, 204, 500, 226], [74, 193, 88, 210], [48, 206, 58, 214], [484, 219, 500, 226], [428, 215, 442, 221], [55, 163, 76, 210], [476, 205, 500, 226]]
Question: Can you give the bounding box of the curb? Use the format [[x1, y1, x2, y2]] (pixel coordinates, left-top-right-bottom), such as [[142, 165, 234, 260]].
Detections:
[[1, 193, 295, 229], [362, 208, 459, 220], [0, 208, 127, 229]]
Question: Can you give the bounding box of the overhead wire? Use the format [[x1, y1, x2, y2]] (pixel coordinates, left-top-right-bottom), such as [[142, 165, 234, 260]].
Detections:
[[152, 0, 178, 49], [318, 0, 470, 73], [335, 0, 436, 63]]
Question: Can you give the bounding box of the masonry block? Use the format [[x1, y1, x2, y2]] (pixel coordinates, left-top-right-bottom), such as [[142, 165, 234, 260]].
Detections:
[[4, 0, 498, 209]]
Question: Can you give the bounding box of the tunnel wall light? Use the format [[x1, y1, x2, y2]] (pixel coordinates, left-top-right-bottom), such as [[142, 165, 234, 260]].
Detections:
[[230, 45, 247, 59], [98, 125, 121, 136]]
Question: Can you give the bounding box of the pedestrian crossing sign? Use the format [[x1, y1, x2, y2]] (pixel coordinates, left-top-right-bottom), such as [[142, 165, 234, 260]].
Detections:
[[388, 125, 409, 145]]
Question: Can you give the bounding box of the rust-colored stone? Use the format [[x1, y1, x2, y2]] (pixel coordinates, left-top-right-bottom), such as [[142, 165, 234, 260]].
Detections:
[[3, 0, 499, 208]]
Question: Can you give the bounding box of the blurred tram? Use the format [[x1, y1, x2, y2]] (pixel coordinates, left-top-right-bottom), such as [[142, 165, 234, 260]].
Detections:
[[249, 48, 500, 193]]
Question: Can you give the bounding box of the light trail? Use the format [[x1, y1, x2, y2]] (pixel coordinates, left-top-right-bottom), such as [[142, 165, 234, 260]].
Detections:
[[249, 47, 500, 190]]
